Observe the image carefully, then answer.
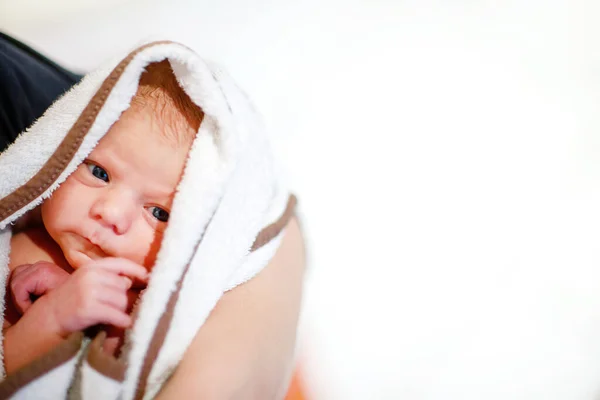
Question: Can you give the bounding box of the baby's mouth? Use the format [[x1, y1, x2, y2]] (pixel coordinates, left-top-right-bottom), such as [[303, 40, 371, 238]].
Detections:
[[81, 236, 108, 259]]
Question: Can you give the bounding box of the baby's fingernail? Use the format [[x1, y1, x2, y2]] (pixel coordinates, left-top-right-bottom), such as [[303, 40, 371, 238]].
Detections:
[[123, 277, 132, 288]]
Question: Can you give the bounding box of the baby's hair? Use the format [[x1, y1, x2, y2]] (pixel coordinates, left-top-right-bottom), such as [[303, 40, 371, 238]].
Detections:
[[131, 60, 203, 146]]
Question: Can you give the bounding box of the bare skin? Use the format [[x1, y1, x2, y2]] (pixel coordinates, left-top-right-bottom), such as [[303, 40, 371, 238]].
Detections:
[[4, 228, 147, 373]]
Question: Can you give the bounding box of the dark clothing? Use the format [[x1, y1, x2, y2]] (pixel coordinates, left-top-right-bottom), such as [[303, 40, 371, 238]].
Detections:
[[0, 32, 82, 152]]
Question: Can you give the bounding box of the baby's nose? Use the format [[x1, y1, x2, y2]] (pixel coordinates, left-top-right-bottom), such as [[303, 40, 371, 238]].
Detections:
[[91, 187, 137, 234]]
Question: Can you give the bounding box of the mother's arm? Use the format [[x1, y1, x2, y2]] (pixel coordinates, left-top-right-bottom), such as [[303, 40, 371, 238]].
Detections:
[[155, 216, 306, 399]]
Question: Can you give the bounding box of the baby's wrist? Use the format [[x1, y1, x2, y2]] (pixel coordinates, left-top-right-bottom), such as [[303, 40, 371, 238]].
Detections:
[[28, 295, 71, 339], [4, 300, 68, 375]]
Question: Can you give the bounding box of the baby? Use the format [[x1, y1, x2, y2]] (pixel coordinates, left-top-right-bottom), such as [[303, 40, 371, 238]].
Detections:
[[3, 60, 202, 374]]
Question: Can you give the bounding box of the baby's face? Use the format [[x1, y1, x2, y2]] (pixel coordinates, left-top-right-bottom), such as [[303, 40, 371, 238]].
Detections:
[[41, 106, 191, 270]]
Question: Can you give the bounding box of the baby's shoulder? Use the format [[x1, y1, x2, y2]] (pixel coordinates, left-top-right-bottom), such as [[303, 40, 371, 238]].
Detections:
[[10, 228, 67, 272]]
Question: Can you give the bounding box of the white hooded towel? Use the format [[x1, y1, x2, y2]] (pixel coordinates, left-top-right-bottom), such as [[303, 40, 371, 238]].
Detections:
[[0, 41, 295, 400]]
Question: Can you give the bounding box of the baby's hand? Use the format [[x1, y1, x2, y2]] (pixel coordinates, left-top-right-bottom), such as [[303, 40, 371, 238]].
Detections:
[[33, 257, 148, 337], [10, 261, 70, 315]]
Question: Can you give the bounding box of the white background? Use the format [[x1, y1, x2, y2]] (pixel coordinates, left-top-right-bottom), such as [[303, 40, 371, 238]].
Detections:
[[2, 1, 600, 399]]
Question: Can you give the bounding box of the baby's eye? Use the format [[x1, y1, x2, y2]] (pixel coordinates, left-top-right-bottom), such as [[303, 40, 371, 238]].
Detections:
[[148, 206, 169, 222], [86, 163, 109, 182]]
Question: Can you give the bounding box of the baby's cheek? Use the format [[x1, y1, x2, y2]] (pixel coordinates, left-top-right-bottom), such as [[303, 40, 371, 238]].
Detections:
[[40, 199, 60, 237], [142, 240, 161, 271], [146, 230, 166, 270], [44, 179, 83, 216], [122, 228, 162, 271]]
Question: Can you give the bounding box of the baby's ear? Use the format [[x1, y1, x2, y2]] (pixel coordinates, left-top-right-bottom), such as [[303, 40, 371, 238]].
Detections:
[[12, 205, 43, 233]]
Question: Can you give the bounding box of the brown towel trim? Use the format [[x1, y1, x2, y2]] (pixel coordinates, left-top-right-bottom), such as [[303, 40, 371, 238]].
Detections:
[[86, 331, 126, 382], [0, 40, 175, 223], [250, 194, 297, 251], [0, 332, 84, 399], [133, 232, 199, 400]]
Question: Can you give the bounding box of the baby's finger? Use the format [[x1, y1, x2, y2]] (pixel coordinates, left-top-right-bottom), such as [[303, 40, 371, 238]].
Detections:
[[87, 269, 134, 291], [12, 262, 71, 314], [11, 264, 39, 286], [86, 258, 149, 281], [11, 263, 34, 278], [121, 277, 133, 290], [97, 287, 129, 311], [11, 292, 32, 314], [10, 263, 46, 314], [87, 305, 132, 329], [13, 261, 69, 289], [10, 266, 35, 314]]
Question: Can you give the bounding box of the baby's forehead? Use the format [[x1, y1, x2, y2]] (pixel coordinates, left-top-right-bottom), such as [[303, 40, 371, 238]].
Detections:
[[133, 60, 203, 139], [93, 60, 201, 160], [92, 104, 191, 160], [90, 106, 192, 196], [129, 94, 199, 149]]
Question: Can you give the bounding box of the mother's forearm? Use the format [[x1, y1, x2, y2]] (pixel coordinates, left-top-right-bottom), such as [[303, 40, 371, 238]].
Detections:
[[155, 217, 306, 399]]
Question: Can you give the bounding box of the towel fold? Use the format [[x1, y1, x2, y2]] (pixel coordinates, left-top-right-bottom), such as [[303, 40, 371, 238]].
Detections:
[[0, 41, 293, 399]]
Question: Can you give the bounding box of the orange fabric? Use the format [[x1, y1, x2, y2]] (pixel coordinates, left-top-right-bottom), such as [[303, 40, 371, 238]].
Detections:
[[285, 370, 308, 400]]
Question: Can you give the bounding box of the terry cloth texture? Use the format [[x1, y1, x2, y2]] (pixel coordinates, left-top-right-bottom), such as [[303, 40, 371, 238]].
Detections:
[[0, 41, 294, 399]]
